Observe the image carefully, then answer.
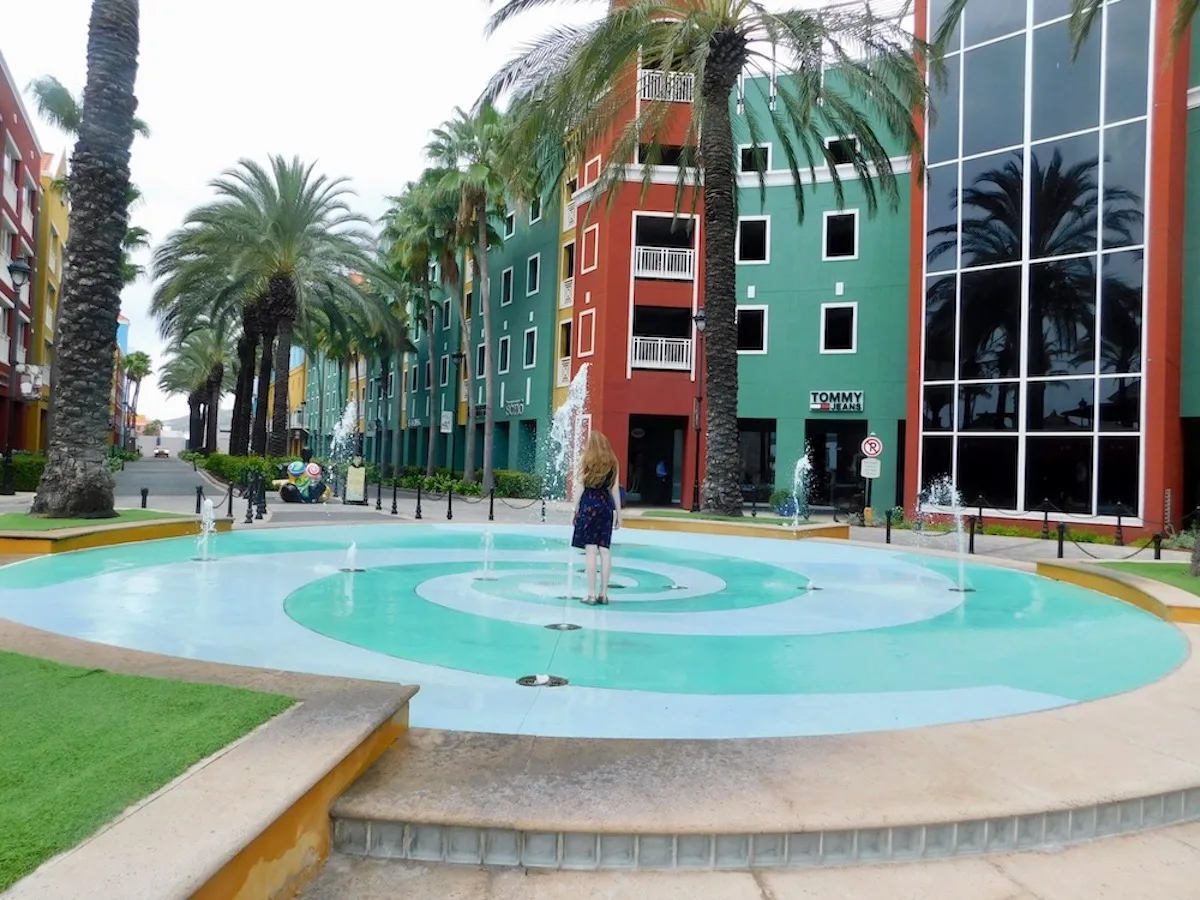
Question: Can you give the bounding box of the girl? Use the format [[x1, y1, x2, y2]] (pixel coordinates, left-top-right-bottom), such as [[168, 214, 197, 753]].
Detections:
[[571, 432, 622, 605]]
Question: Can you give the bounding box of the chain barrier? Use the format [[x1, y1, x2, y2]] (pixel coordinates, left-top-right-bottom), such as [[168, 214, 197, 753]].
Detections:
[[498, 497, 542, 510], [1068, 535, 1156, 561], [454, 493, 486, 504]]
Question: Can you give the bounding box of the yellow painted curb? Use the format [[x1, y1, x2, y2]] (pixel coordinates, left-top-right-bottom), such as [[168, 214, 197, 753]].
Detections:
[[1035, 562, 1200, 625], [625, 517, 849, 541], [191, 706, 409, 900], [0, 517, 232, 555]]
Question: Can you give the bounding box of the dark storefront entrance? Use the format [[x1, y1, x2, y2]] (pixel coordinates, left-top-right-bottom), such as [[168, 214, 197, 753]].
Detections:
[[804, 418, 868, 510], [626, 415, 686, 505]]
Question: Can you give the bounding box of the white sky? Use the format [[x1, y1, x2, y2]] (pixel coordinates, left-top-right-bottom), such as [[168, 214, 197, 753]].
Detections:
[[5, 0, 890, 422]]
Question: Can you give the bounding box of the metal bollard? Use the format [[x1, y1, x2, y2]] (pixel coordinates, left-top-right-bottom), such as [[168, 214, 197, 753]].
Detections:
[[488, 488, 495, 522], [195, 484, 203, 515], [967, 515, 976, 555], [255, 473, 265, 520], [541, 496, 547, 524], [415, 484, 423, 520], [1114, 503, 1125, 547], [391, 480, 398, 515], [244, 491, 254, 524], [1057, 521, 1066, 559], [140, 487, 148, 509], [376, 475, 383, 511], [226, 483, 234, 518], [1041, 500, 1050, 540], [1154, 533, 1163, 560], [447, 486, 454, 521], [750, 496, 757, 518], [885, 508, 892, 544]]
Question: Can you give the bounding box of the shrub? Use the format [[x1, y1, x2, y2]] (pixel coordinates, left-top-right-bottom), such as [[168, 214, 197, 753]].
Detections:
[[12, 453, 45, 492], [200, 453, 293, 486], [493, 469, 542, 499]]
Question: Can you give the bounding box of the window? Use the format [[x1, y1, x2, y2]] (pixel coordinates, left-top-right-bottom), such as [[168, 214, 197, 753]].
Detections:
[[558, 320, 572, 358], [523, 327, 537, 368], [368, 378, 376, 401], [504, 212, 516, 238], [476, 343, 485, 379], [410, 365, 418, 391], [439, 355, 450, 386], [577, 308, 596, 357], [526, 254, 541, 295], [583, 155, 601, 186], [739, 145, 770, 173], [441, 299, 451, 329], [530, 197, 542, 223], [497, 335, 511, 374], [823, 211, 858, 260], [636, 144, 696, 167], [388, 371, 395, 398], [465, 289, 474, 317], [736, 307, 767, 353], [736, 218, 769, 264], [581, 224, 599, 273], [424, 361, 432, 388], [820, 303, 857, 353], [501, 267, 514, 305], [825, 136, 858, 166]]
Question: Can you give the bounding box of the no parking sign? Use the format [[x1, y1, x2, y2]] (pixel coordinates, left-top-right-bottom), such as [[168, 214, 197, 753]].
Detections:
[[861, 435, 883, 458]]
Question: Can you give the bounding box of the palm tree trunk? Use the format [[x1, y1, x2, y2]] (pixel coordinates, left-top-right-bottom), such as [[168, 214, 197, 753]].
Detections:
[[425, 292, 438, 478], [379, 353, 390, 473], [188, 391, 203, 451], [698, 65, 744, 516], [205, 363, 222, 452], [460, 280, 476, 483], [32, 0, 139, 517], [477, 203, 496, 493], [268, 316, 294, 457], [251, 326, 275, 456], [229, 313, 257, 456], [315, 355, 325, 458]]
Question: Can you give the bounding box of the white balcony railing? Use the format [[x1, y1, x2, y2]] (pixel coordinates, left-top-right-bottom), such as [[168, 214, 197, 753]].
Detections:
[[556, 357, 572, 388], [564, 201, 577, 231], [0, 337, 9, 362], [16, 341, 26, 365], [631, 336, 692, 371], [48, 248, 59, 275], [560, 276, 575, 309], [43, 303, 54, 334], [2, 179, 15, 211], [289, 409, 306, 429], [638, 70, 695, 103], [634, 246, 694, 280], [20, 205, 32, 236]]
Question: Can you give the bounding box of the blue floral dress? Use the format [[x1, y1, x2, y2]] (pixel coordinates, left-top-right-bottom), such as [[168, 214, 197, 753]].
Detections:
[[571, 468, 617, 549]]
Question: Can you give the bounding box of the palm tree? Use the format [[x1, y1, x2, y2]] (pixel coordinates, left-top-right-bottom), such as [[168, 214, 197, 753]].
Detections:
[[427, 104, 514, 492], [122, 350, 152, 443], [158, 323, 236, 452], [31, 0, 141, 517], [484, 0, 929, 514]]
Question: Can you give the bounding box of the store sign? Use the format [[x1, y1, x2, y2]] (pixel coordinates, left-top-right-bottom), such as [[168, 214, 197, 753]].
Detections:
[[809, 390, 864, 413], [440, 410, 453, 434], [860, 457, 882, 479], [408, 418, 422, 428], [344, 465, 366, 503], [504, 399, 526, 416]]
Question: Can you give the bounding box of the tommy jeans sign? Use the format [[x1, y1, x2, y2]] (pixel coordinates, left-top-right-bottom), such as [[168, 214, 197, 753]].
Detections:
[[809, 390, 864, 413]]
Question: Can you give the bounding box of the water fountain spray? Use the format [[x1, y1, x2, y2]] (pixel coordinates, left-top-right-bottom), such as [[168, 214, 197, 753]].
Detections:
[[193, 498, 217, 561]]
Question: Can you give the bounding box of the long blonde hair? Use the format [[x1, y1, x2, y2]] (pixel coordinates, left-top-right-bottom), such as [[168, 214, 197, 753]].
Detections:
[[579, 432, 618, 489]]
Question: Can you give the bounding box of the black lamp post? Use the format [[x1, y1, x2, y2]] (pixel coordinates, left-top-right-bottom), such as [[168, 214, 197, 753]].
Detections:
[[2, 257, 32, 496], [690, 308, 706, 513], [450, 351, 465, 474]]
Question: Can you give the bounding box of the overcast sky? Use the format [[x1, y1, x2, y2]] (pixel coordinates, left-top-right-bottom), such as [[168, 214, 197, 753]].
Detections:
[[6, 0, 892, 423]]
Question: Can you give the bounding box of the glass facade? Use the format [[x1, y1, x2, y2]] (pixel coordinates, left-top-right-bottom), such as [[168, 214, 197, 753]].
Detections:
[[921, 0, 1151, 516]]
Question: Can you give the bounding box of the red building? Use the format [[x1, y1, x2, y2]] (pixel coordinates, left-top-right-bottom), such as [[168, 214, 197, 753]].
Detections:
[[571, 67, 707, 507], [0, 49, 42, 452]]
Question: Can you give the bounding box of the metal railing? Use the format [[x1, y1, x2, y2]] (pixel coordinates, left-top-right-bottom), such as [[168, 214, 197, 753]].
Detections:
[[2, 179, 15, 211], [20, 206, 32, 236], [639, 70, 695, 103], [634, 246, 694, 280], [631, 336, 692, 371], [289, 410, 306, 428], [556, 356, 572, 387], [560, 276, 574, 309]]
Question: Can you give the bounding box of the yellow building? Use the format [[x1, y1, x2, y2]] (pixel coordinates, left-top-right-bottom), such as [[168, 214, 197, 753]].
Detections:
[[26, 152, 68, 451], [266, 346, 309, 457]]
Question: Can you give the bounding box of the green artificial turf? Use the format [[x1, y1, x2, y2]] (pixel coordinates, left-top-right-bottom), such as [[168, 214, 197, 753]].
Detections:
[[1101, 562, 1200, 597], [0, 652, 293, 889], [0, 509, 187, 532]]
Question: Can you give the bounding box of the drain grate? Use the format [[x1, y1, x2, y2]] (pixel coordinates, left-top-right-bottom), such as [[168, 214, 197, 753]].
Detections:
[[517, 674, 569, 687], [949, 587, 976, 593], [339, 567, 366, 573], [544, 623, 582, 631], [669, 585, 687, 591]]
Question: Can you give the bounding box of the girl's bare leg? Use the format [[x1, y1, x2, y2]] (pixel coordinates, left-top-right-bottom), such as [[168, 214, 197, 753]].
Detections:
[[599, 547, 612, 599], [586, 545, 598, 599]]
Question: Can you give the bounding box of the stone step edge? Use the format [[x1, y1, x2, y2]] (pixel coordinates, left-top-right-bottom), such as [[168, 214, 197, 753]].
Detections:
[[332, 789, 1200, 871]]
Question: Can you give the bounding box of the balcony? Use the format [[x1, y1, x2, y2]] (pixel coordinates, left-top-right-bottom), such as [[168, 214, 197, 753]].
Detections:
[[43, 303, 54, 334], [564, 202, 576, 231], [634, 246, 694, 280], [2, 179, 15, 211], [557, 356, 572, 387], [48, 248, 59, 276], [560, 276, 574, 309], [289, 409, 306, 429], [15, 341, 26, 365], [631, 336, 692, 371], [639, 70, 695, 103], [20, 205, 32, 236]]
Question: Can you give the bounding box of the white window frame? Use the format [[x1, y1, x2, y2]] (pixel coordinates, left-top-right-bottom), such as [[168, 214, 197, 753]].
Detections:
[[577, 308, 596, 357], [424, 360, 432, 389], [822, 209, 860, 261], [735, 216, 771, 265], [529, 196, 542, 224], [737, 143, 772, 174], [526, 253, 541, 296], [476, 342, 486, 379], [583, 154, 602, 187], [735, 305, 769, 355], [497, 335, 512, 374], [819, 301, 858, 355], [500, 267, 514, 306], [824, 134, 860, 166], [410, 365, 418, 391], [388, 370, 395, 398], [504, 212, 516, 239], [523, 326, 538, 369], [441, 298, 451, 329], [439, 354, 450, 387], [581, 224, 600, 273]]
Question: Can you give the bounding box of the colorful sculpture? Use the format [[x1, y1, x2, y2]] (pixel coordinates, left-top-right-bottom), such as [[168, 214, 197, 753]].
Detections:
[[277, 456, 331, 503]]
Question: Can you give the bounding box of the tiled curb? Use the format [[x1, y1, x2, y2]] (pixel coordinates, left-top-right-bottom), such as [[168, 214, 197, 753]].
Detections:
[[332, 789, 1200, 871]]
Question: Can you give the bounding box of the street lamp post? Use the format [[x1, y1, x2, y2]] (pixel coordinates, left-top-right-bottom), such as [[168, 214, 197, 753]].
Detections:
[[3, 257, 32, 496], [690, 309, 706, 513], [450, 351, 465, 474]]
